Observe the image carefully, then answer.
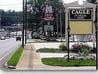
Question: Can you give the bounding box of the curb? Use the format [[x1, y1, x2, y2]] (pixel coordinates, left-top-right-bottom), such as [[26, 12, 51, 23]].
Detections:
[[4, 62, 16, 69], [3, 45, 21, 70]]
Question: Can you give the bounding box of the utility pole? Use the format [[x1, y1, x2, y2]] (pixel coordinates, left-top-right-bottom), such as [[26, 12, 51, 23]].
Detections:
[[60, 9, 62, 41], [0, 12, 1, 29], [22, 0, 25, 47], [25, 0, 27, 44], [96, 2, 98, 70]]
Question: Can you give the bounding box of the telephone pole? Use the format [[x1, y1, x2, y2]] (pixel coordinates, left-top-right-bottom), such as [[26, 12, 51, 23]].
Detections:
[[60, 9, 62, 41], [0, 10, 1, 29], [25, 0, 27, 44], [22, 0, 25, 47]]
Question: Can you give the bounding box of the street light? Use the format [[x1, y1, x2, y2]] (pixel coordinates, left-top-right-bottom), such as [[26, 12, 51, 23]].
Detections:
[[96, 1, 98, 70], [67, 25, 70, 62]]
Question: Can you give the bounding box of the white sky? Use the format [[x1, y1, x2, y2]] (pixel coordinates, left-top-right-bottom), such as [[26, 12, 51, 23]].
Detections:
[[0, 0, 23, 11], [0, 0, 85, 11]]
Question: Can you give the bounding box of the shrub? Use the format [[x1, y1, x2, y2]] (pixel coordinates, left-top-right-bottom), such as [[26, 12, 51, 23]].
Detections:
[[71, 43, 92, 53], [59, 44, 67, 51], [71, 44, 81, 53], [79, 48, 90, 56], [90, 47, 96, 53]]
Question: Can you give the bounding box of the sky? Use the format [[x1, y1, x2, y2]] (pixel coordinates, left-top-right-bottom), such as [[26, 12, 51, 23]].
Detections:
[[0, 0, 85, 11], [0, 0, 23, 11]]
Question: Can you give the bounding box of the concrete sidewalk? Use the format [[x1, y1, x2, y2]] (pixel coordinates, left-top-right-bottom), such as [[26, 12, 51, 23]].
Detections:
[[16, 44, 46, 70], [16, 43, 96, 70], [16, 44, 54, 70]]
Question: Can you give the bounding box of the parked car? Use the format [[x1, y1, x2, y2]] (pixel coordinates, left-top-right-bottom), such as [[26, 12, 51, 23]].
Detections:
[[16, 36, 21, 41], [6, 35, 10, 39], [0, 36, 5, 40], [31, 32, 40, 39], [46, 37, 57, 41]]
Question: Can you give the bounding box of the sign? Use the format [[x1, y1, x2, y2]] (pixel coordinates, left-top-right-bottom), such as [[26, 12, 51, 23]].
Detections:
[[68, 8, 93, 34], [69, 21, 93, 34], [43, 4, 54, 21], [69, 8, 93, 20], [44, 25, 53, 32]]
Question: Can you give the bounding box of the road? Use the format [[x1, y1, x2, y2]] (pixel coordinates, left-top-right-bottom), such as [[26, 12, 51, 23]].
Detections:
[[0, 38, 21, 70]]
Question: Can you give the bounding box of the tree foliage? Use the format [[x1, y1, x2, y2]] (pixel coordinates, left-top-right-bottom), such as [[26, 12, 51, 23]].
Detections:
[[87, 0, 97, 4], [1, 10, 22, 27]]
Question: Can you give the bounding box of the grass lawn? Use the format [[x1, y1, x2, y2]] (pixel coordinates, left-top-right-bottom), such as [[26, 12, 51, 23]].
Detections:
[[42, 58, 96, 67], [7, 46, 23, 66], [36, 48, 66, 53]]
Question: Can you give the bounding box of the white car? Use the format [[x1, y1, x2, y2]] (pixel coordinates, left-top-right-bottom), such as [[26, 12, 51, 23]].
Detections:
[[0, 36, 5, 40]]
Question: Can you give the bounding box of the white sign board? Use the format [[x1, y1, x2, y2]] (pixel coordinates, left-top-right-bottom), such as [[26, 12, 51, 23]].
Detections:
[[43, 4, 54, 21], [44, 25, 53, 32]]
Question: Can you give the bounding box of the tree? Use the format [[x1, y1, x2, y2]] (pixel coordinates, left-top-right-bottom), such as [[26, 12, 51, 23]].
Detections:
[[87, 0, 97, 4], [1, 10, 22, 27]]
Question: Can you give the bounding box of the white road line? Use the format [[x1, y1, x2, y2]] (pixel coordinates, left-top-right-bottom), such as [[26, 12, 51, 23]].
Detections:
[[0, 44, 20, 61]]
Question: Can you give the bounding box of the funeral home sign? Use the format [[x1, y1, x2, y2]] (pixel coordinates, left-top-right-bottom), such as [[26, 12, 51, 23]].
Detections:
[[69, 8, 93, 20]]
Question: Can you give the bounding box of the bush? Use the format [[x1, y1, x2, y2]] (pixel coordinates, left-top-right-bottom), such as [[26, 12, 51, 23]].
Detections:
[[59, 44, 67, 51], [79, 48, 90, 56], [71, 43, 92, 53], [71, 44, 80, 53], [90, 47, 96, 53]]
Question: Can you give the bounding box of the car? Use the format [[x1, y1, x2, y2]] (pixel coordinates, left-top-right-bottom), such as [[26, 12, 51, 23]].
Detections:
[[16, 36, 21, 41], [0, 36, 5, 40], [6, 36, 10, 39], [46, 37, 57, 41]]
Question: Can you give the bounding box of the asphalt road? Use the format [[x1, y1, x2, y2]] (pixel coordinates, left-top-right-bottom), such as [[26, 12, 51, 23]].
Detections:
[[0, 38, 21, 70]]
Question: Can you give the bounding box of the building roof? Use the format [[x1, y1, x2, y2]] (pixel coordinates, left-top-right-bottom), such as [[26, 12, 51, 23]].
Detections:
[[64, 1, 96, 9]]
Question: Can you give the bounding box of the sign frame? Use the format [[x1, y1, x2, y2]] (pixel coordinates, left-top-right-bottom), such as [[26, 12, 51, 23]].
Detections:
[[68, 8, 93, 35]]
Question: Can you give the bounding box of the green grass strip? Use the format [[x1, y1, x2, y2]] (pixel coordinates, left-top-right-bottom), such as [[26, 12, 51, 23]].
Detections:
[[7, 46, 23, 66], [36, 48, 66, 53], [42, 58, 96, 67]]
